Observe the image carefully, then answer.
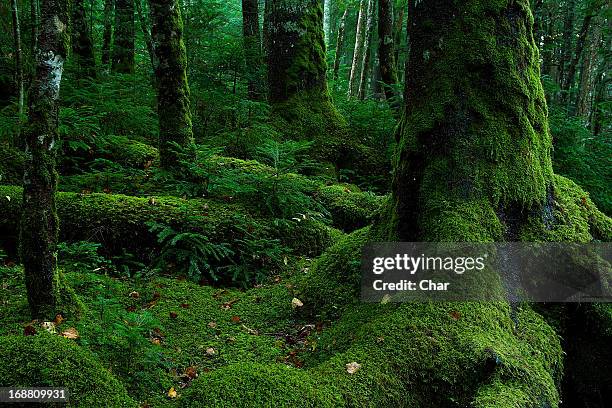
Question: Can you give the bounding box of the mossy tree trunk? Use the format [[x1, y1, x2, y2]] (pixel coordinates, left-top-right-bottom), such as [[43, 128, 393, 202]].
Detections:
[[101, 0, 113, 67], [112, 0, 135, 74], [357, 0, 375, 100], [149, 0, 194, 168], [10, 0, 24, 138], [20, 0, 70, 318], [332, 7, 348, 80], [242, 0, 264, 100], [378, 0, 400, 108], [384, 0, 555, 242], [72, 0, 96, 78]]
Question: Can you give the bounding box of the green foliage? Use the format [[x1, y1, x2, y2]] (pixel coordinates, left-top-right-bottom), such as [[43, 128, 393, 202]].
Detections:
[[57, 241, 112, 272], [147, 220, 235, 283]]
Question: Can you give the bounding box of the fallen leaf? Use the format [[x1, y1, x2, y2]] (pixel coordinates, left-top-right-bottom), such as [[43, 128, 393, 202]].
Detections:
[[41, 321, 56, 333], [167, 387, 177, 399], [207, 321, 218, 329], [151, 338, 161, 345], [450, 311, 461, 320], [129, 291, 140, 299], [346, 362, 361, 374], [231, 315, 241, 323], [23, 325, 37, 336], [291, 298, 303, 309], [62, 327, 79, 339], [184, 366, 198, 379], [180, 303, 190, 309], [169, 312, 178, 319], [205, 347, 215, 356]]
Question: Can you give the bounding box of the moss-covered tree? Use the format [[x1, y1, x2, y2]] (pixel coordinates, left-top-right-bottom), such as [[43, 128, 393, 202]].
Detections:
[[264, 0, 348, 166], [112, 0, 135, 74], [72, 0, 96, 78], [20, 0, 70, 318], [149, 0, 194, 168]]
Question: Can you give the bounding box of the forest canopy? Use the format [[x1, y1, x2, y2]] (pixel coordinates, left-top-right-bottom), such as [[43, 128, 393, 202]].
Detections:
[[0, 0, 610, 407]]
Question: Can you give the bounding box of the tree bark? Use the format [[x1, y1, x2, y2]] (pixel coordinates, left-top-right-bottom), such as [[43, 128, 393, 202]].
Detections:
[[557, 0, 575, 93], [387, 0, 554, 242], [135, 0, 156, 71], [358, 0, 375, 100], [348, 0, 366, 98], [332, 7, 348, 80], [561, 11, 594, 96], [30, 0, 39, 56], [20, 0, 70, 318], [72, 0, 96, 78], [10, 0, 24, 134], [323, 0, 331, 45], [112, 0, 135, 73], [149, 0, 194, 168], [393, 0, 406, 72], [242, 0, 264, 100], [101, 0, 113, 67], [378, 0, 399, 106], [576, 19, 602, 118]]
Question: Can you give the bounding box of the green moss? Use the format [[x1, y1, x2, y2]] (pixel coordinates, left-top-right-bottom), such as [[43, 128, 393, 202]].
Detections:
[[317, 185, 383, 231], [0, 334, 136, 407], [96, 134, 159, 168], [180, 363, 341, 408]]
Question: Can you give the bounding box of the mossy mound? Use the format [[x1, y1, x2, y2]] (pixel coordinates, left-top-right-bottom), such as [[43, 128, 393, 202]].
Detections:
[[317, 185, 383, 231], [94, 134, 159, 168], [0, 334, 136, 407], [179, 363, 341, 408]]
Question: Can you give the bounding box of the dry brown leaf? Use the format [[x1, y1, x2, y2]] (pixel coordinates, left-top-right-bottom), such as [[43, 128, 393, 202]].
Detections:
[[205, 347, 216, 356], [53, 314, 65, 325], [346, 362, 361, 374], [184, 366, 198, 379], [62, 327, 79, 340], [231, 315, 241, 323]]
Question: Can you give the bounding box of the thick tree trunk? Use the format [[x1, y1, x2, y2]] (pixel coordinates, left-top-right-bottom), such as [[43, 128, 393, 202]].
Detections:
[[386, 0, 554, 242], [378, 0, 399, 107], [72, 0, 96, 78], [20, 0, 70, 318], [149, 0, 194, 168], [332, 7, 348, 80], [242, 0, 264, 100], [112, 0, 135, 73], [10, 0, 24, 134], [323, 0, 331, 45], [357, 0, 375, 100], [101, 0, 113, 67], [348, 0, 366, 98], [135, 0, 156, 71]]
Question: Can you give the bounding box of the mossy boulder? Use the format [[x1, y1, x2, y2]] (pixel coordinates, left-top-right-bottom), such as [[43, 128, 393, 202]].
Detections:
[[179, 363, 342, 408], [317, 186, 383, 231], [0, 334, 136, 407]]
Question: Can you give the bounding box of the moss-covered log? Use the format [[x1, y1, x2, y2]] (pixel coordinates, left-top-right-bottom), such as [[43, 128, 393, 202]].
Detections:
[[1, 185, 337, 263], [149, 0, 194, 168], [112, 0, 135, 74]]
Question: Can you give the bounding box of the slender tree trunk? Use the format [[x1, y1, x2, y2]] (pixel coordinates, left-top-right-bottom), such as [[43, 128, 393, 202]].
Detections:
[[323, 0, 331, 45], [561, 12, 594, 96], [576, 20, 602, 118], [557, 0, 575, 92], [387, 0, 554, 242], [102, 0, 113, 67], [149, 0, 194, 168], [242, 0, 264, 100], [21, 0, 70, 318], [378, 0, 399, 107], [358, 0, 375, 100], [30, 0, 39, 56], [135, 0, 156, 71], [112, 0, 135, 73], [348, 0, 366, 98], [393, 0, 406, 72], [72, 0, 96, 78], [332, 7, 348, 80], [11, 0, 24, 135]]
